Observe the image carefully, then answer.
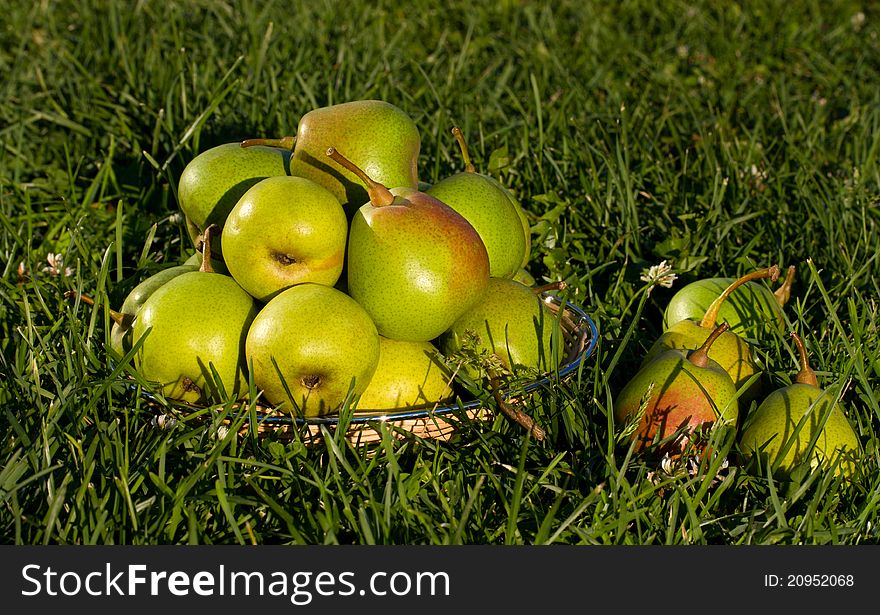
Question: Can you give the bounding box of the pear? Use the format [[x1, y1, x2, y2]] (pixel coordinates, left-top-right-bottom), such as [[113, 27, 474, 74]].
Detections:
[[739, 332, 861, 478], [245, 283, 380, 417], [220, 176, 348, 302], [440, 277, 559, 377], [110, 263, 198, 355], [177, 142, 290, 239], [132, 226, 258, 404], [327, 147, 490, 342], [642, 265, 781, 402], [426, 127, 527, 279], [664, 264, 796, 340], [615, 323, 740, 456], [356, 338, 454, 411], [243, 100, 420, 215]]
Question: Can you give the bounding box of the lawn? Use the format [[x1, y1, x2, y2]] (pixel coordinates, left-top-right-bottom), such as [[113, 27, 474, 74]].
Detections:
[[1, 0, 879, 545]]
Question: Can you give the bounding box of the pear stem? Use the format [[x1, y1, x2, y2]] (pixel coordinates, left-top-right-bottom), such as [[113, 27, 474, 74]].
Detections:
[[532, 280, 568, 294], [774, 265, 796, 307], [688, 323, 730, 368], [791, 332, 819, 386], [451, 126, 477, 174], [325, 147, 395, 207], [489, 376, 545, 441], [200, 224, 218, 274], [64, 291, 128, 326], [240, 136, 296, 150], [699, 265, 780, 328]]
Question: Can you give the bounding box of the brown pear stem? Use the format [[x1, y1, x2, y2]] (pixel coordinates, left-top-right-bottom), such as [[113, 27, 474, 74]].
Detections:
[[200, 224, 218, 273], [774, 265, 796, 307], [451, 126, 477, 174], [532, 280, 568, 294], [240, 136, 296, 150], [791, 332, 819, 386], [688, 323, 730, 368], [489, 376, 545, 441], [64, 291, 128, 326], [325, 147, 395, 207], [700, 265, 780, 328]]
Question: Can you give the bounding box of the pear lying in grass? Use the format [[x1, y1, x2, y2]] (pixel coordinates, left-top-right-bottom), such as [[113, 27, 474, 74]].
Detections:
[[616, 323, 739, 457], [246, 283, 380, 417], [221, 176, 348, 302], [426, 127, 527, 279], [664, 264, 796, 341], [178, 142, 290, 243], [356, 338, 454, 411], [643, 265, 780, 403], [738, 332, 861, 478], [327, 147, 489, 342], [133, 226, 258, 403]]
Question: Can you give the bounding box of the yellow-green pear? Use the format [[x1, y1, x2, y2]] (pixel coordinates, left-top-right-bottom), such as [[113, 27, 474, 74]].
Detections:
[[245, 283, 380, 417], [357, 338, 454, 411], [739, 333, 861, 478], [426, 127, 527, 279], [221, 176, 348, 302], [132, 227, 258, 403]]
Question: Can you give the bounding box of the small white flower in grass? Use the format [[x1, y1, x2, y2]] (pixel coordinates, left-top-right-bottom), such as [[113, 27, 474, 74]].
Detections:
[[640, 260, 677, 295], [42, 253, 74, 277]]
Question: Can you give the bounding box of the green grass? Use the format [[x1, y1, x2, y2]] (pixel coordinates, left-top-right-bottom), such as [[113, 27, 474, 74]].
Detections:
[[2, 0, 880, 544]]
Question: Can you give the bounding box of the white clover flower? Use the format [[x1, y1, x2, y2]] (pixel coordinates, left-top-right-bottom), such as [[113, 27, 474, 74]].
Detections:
[[41, 253, 74, 277], [640, 260, 678, 294]]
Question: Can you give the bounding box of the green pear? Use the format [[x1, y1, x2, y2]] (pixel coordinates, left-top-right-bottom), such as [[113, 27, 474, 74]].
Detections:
[[356, 338, 454, 411], [246, 283, 380, 417], [110, 263, 198, 355], [664, 265, 796, 340], [220, 176, 348, 302], [739, 332, 861, 478], [327, 147, 490, 342], [512, 194, 532, 268], [426, 127, 527, 279], [642, 265, 781, 402], [440, 277, 559, 377], [244, 100, 420, 215], [177, 142, 290, 238], [615, 324, 740, 456], [132, 227, 258, 404]]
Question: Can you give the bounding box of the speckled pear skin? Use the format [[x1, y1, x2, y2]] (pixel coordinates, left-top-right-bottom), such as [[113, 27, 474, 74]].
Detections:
[[427, 173, 526, 279], [245, 283, 380, 417], [440, 278, 557, 375], [110, 264, 199, 355], [347, 188, 490, 342], [642, 320, 762, 402], [132, 271, 258, 404], [492, 179, 531, 269], [356, 338, 453, 411], [178, 143, 290, 232], [664, 278, 786, 340], [615, 348, 739, 455], [739, 383, 861, 478], [221, 176, 348, 302], [290, 100, 420, 215]]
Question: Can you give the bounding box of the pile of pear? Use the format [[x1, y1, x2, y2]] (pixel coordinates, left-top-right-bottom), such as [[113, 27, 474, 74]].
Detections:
[[107, 100, 567, 424], [614, 264, 862, 479]]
